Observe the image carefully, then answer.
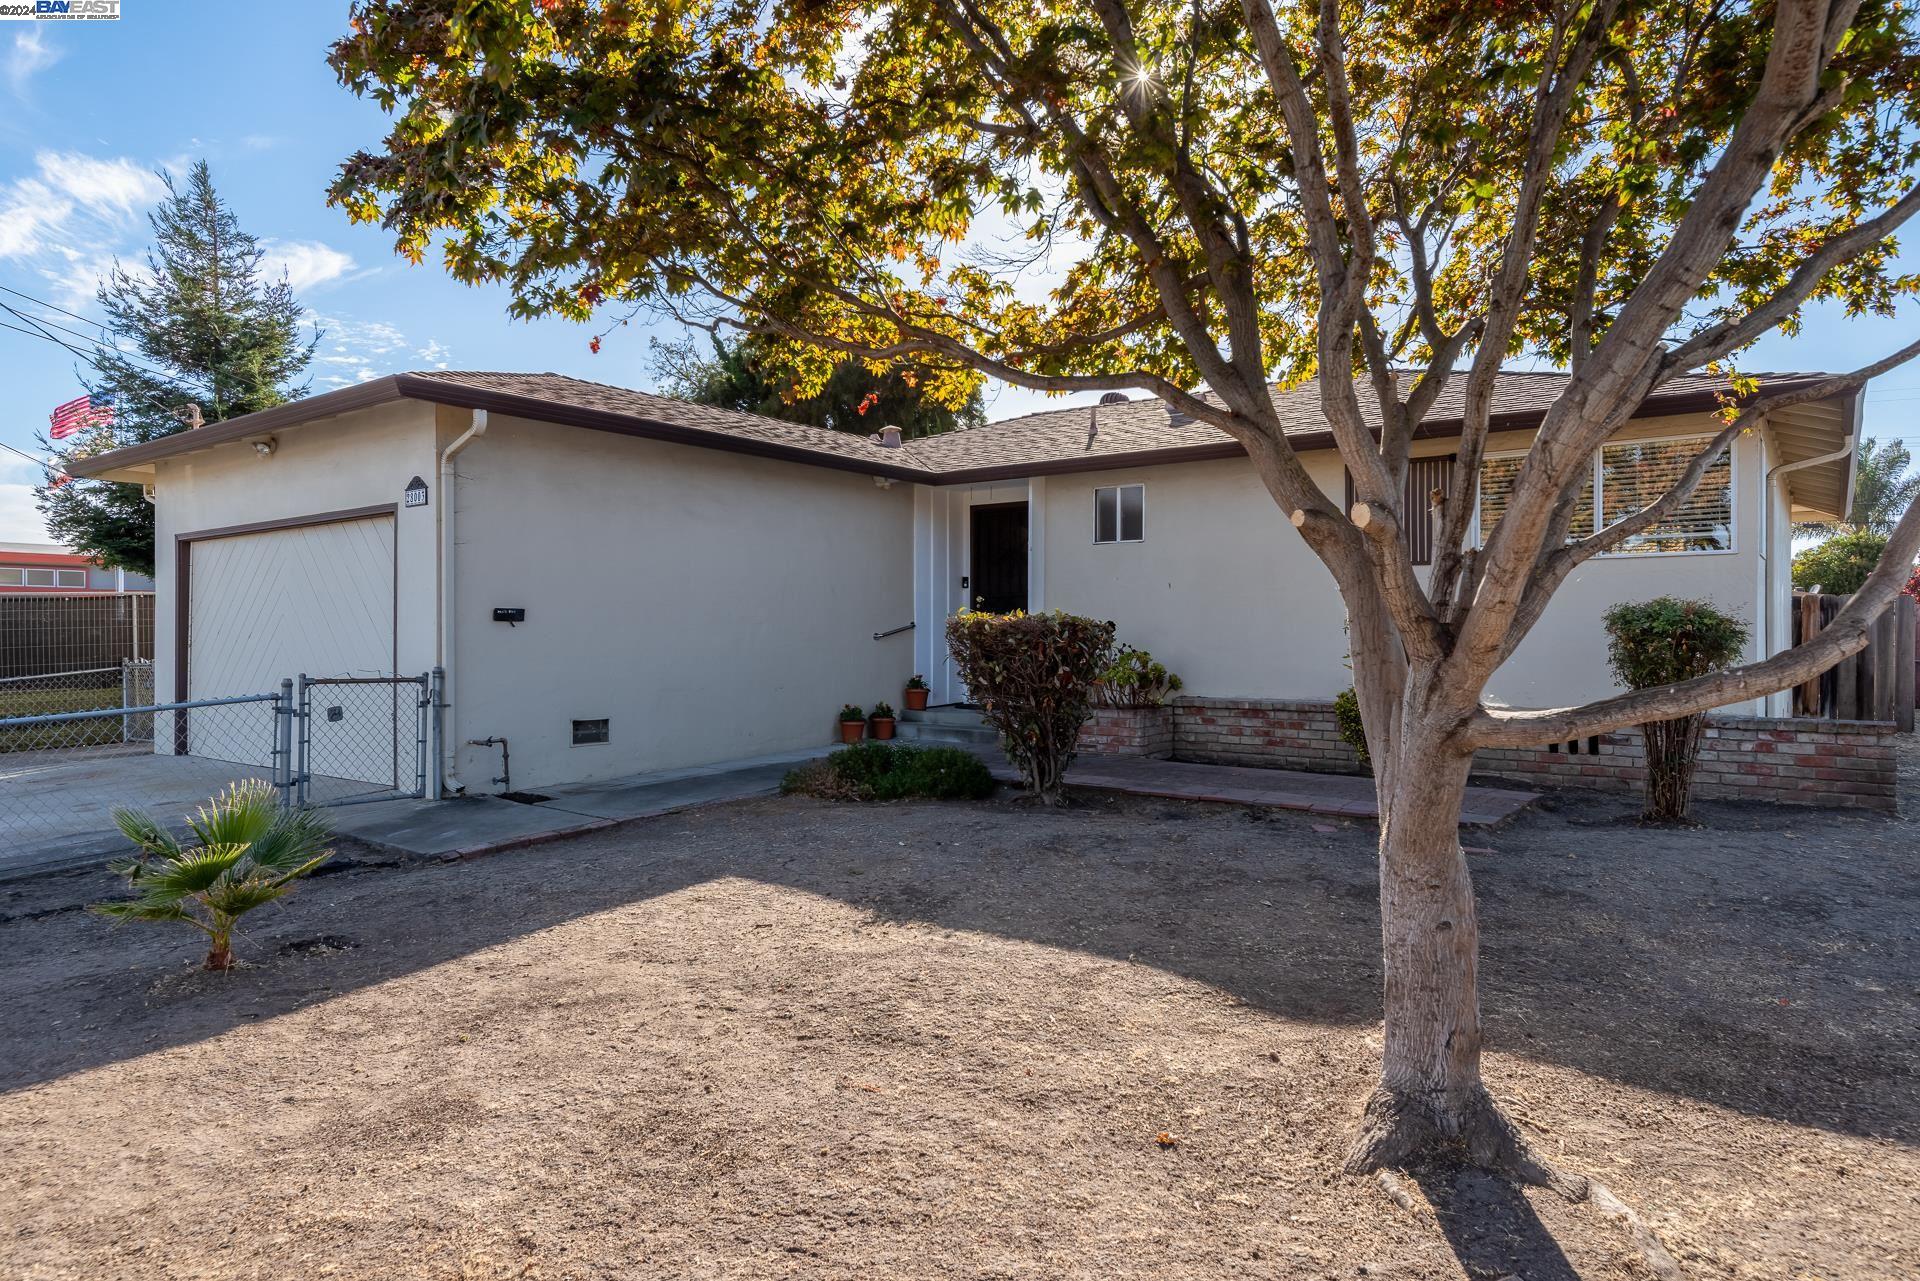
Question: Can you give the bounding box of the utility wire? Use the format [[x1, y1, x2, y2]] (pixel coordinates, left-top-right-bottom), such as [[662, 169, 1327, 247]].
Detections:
[[0, 283, 113, 332]]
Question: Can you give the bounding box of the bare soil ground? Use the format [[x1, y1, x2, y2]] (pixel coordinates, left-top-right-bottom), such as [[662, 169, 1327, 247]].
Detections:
[[1, 774, 1915, 1280]]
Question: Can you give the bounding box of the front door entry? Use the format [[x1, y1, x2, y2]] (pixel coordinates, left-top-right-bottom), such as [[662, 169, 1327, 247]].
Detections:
[[968, 501, 1029, 614]]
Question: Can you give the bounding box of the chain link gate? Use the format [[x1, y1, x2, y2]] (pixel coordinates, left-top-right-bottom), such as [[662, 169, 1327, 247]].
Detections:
[[295, 671, 441, 807]]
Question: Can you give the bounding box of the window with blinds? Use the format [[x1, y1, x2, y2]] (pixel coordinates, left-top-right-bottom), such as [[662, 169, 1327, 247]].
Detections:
[[1342, 455, 1455, 565], [1477, 456, 1595, 543], [1476, 436, 1730, 555], [1600, 438, 1732, 553]]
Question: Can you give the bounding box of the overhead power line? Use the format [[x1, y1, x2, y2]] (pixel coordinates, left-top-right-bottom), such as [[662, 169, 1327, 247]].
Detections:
[[0, 284, 113, 334]]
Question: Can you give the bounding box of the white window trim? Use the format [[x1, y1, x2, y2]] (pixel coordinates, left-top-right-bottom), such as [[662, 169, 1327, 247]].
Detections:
[[1093, 483, 1146, 544], [1473, 432, 1738, 559]]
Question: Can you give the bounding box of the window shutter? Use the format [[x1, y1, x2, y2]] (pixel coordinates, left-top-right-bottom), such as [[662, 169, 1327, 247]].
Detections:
[[1343, 456, 1455, 566]]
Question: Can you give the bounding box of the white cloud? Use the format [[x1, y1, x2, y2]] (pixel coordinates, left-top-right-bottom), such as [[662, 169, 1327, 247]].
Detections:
[[6, 29, 59, 98], [310, 315, 454, 387], [260, 239, 356, 293], [0, 457, 51, 543], [0, 151, 163, 265]]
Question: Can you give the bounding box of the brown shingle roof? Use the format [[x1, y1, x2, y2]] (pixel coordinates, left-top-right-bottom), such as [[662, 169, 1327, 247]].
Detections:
[[71, 366, 1833, 484], [899, 370, 1829, 479], [409, 371, 917, 469]]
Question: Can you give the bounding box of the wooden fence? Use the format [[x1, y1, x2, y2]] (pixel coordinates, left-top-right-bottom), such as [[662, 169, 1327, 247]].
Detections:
[[1791, 591, 1917, 731]]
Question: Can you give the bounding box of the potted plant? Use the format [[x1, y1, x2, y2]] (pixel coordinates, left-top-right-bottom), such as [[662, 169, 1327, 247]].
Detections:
[[903, 674, 930, 711], [870, 701, 897, 740], [838, 704, 867, 744]]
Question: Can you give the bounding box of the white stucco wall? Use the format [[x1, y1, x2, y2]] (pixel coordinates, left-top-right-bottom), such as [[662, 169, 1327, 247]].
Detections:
[[446, 414, 916, 790], [148, 399, 442, 703], [1034, 414, 1776, 712]]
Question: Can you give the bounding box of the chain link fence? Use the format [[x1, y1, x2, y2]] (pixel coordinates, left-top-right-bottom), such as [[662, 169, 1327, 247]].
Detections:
[[0, 593, 154, 679], [298, 674, 433, 806], [0, 660, 154, 741], [0, 670, 441, 877]]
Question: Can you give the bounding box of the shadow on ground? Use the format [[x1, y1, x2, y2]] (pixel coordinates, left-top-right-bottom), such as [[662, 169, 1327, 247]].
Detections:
[[3, 785, 1915, 1154]]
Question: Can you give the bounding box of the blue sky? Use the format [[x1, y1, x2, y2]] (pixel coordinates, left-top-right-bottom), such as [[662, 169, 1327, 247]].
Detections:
[[1, 5, 1916, 543]]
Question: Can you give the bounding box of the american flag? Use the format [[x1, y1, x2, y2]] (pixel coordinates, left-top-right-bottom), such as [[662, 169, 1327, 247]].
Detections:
[[49, 395, 112, 440]]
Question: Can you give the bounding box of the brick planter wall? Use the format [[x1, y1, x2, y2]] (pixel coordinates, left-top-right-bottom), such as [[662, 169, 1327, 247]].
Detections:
[[1172, 698, 1365, 773], [1079, 705, 1174, 758], [1164, 697, 1899, 811]]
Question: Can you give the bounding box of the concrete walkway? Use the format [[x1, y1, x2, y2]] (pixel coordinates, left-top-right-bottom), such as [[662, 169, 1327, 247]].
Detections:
[[987, 754, 1537, 827], [328, 746, 833, 860], [2, 742, 1532, 883]]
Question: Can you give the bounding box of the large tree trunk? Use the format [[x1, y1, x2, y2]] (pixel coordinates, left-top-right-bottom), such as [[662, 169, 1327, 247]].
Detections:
[[1342, 702, 1586, 1197]]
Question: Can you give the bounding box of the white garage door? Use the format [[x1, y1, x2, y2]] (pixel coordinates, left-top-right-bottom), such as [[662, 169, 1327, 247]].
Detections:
[[187, 514, 397, 778]]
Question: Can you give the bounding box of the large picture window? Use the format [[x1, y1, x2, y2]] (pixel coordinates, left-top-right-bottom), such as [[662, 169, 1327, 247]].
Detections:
[[1478, 456, 1594, 544], [1478, 435, 1732, 555]]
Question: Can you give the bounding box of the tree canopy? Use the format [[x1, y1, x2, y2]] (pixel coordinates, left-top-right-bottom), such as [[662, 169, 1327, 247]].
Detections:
[[652, 334, 986, 437], [328, 0, 1920, 745], [40, 161, 313, 575]]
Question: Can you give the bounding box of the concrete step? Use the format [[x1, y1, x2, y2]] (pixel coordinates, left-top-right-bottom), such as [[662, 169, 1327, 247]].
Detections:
[[894, 720, 999, 747], [900, 705, 988, 727]]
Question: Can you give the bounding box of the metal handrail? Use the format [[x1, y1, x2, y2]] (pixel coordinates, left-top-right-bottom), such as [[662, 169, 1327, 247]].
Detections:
[[873, 621, 917, 640]]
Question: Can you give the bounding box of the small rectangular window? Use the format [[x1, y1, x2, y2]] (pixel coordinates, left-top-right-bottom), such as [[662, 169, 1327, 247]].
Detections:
[[571, 718, 610, 746], [0, 567, 21, 586], [55, 569, 87, 588], [1094, 484, 1145, 543], [23, 568, 56, 587]]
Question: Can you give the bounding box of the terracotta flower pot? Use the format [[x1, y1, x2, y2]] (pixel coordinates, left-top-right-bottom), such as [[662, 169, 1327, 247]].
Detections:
[[870, 717, 895, 740], [839, 720, 866, 744], [903, 687, 929, 711]]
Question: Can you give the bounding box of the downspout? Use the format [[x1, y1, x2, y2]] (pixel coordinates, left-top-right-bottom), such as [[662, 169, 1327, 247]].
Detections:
[[1764, 426, 1855, 714], [438, 409, 489, 796]]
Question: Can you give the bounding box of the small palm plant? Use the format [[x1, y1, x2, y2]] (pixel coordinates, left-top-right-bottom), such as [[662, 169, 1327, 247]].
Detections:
[[90, 781, 333, 971]]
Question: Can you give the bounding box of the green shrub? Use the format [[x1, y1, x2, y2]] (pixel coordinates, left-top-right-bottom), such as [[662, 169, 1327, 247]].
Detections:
[[1094, 644, 1184, 707], [1333, 687, 1370, 769], [838, 703, 865, 722], [782, 742, 995, 801], [945, 609, 1115, 804], [90, 781, 333, 971], [1603, 597, 1749, 821], [870, 700, 895, 719], [1791, 530, 1889, 594]]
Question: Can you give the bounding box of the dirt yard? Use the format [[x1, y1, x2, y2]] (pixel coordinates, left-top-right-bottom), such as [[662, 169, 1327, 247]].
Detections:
[[1, 777, 1915, 1280]]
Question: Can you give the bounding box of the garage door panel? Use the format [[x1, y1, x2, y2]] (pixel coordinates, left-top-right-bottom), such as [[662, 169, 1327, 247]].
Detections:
[[187, 516, 396, 779]]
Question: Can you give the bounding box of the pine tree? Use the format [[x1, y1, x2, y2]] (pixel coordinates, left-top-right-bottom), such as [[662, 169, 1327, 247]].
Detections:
[[39, 161, 314, 575]]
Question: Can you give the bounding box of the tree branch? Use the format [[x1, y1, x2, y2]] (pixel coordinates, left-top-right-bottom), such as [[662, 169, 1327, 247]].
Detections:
[[1664, 183, 1920, 373], [1493, 342, 1920, 660], [1469, 444, 1920, 750]]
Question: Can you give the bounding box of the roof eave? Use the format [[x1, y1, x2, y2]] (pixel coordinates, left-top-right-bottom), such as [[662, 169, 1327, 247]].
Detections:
[[66, 376, 412, 479], [67, 372, 934, 484]]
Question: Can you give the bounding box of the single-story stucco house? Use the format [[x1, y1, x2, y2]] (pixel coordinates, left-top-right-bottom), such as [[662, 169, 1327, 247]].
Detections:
[[69, 367, 1863, 799]]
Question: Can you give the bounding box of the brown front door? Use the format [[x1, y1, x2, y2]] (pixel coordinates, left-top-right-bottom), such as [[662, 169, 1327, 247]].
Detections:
[[968, 502, 1029, 614]]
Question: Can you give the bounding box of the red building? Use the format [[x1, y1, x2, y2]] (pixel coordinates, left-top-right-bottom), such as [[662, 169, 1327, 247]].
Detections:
[[0, 543, 154, 594]]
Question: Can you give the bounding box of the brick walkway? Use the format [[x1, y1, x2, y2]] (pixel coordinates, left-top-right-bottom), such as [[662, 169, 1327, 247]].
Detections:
[[987, 754, 1537, 827]]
